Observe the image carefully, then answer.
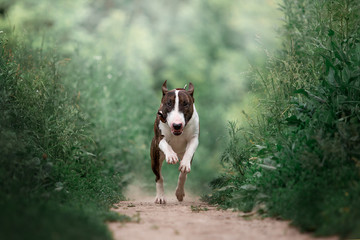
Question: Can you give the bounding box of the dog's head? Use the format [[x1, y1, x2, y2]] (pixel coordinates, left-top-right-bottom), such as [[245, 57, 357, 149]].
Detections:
[[157, 80, 195, 136]]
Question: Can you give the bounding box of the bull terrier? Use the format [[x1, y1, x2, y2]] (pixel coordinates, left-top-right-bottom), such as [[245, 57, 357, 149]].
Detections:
[[150, 80, 199, 204]]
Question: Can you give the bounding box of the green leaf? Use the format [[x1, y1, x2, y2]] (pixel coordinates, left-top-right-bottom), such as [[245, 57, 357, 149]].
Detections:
[[331, 41, 348, 64], [286, 115, 302, 125], [327, 67, 337, 86], [293, 89, 309, 97], [240, 184, 257, 191]]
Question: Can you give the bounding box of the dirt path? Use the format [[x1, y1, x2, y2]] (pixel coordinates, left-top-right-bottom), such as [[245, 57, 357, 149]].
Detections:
[[108, 193, 338, 240]]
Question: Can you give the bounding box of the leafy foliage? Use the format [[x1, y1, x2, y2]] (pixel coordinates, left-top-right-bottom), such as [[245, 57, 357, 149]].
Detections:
[[0, 30, 127, 239], [206, 0, 360, 238]]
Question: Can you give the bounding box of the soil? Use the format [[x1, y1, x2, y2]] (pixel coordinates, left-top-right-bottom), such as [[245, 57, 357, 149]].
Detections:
[[108, 187, 338, 240]]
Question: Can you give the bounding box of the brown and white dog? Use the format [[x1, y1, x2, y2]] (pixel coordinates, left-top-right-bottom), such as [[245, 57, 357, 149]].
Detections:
[[150, 80, 199, 204]]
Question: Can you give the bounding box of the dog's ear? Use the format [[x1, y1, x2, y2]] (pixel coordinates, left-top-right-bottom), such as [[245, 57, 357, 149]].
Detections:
[[162, 80, 168, 96], [158, 110, 166, 123], [187, 82, 194, 100]]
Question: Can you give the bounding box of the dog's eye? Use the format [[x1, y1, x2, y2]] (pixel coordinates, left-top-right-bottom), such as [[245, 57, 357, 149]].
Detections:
[[167, 101, 172, 107], [183, 102, 189, 107]]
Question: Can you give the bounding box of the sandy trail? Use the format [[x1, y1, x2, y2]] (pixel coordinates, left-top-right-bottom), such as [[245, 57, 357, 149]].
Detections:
[[108, 190, 337, 240]]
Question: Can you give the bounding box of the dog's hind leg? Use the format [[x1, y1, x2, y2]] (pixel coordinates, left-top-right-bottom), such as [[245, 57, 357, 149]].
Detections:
[[176, 154, 195, 202], [151, 138, 166, 204], [175, 171, 187, 202], [154, 160, 165, 204]]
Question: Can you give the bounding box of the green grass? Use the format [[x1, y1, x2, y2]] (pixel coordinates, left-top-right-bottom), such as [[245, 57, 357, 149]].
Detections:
[[0, 30, 127, 239], [205, 0, 360, 238]]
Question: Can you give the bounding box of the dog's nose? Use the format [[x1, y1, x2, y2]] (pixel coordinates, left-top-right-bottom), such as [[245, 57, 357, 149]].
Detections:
[[173, 123, 182, 130]]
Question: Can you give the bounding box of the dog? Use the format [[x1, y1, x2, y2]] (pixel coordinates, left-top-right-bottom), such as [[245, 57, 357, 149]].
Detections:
[[150, 80, 199, 204]]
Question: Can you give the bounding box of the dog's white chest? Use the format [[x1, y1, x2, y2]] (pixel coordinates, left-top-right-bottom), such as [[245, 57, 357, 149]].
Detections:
[[167, 134, 188, 155], [159, 122, 188, 155]]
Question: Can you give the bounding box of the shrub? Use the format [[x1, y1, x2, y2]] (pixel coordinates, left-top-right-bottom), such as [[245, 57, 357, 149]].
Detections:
[[206, 0, 360, 238]]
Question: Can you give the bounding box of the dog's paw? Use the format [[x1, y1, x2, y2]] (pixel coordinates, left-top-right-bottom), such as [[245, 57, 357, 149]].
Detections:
[[154, 196, 166, 204], [175, 188, 185, 202], [179, 162, 191, 173], [165, 151, 179, 164]]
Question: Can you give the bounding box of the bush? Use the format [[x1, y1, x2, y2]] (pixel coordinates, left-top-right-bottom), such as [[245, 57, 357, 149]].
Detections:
[[0, 31, 126, 239], [206, 0, 360, 238]]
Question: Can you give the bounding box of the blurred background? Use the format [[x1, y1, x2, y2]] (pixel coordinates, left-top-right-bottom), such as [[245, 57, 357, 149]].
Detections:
[[0, 0, 281, 194]]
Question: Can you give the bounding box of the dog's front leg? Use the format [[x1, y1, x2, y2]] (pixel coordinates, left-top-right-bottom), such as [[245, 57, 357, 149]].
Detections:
[[179, 137, 199, 173], [175, 137, 198, 201], [159, 139, 179, 164]]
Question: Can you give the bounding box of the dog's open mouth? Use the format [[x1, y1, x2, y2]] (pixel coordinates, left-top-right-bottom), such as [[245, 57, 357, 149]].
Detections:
[[172, 130, 183, 136]]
